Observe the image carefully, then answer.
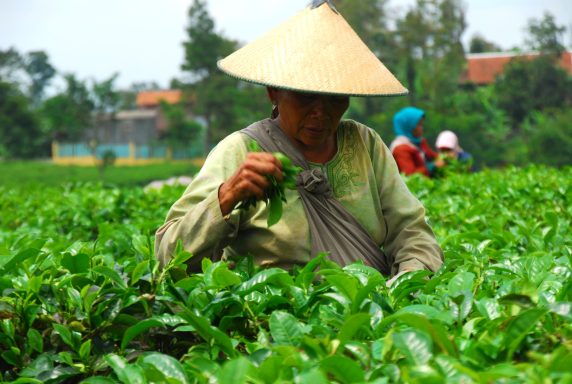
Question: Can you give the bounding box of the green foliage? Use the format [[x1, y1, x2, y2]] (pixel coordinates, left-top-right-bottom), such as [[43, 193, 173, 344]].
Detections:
[[159, 101, 203, 147], [182, 0, 235, 79], [0, 81, 43, 159], [522, 109, 572, 167], [0, 161, 199, 188], [180, 0, 265, 151], [495, 55, 572, 126], [394, 0, 466, 107], [238, 141, 302, 227], [468, 34, 502, 53], [524, 12, 567, 56], [41, 74, 94, 141], [23, 51, 56, 109], [1, 166, 571, 382]]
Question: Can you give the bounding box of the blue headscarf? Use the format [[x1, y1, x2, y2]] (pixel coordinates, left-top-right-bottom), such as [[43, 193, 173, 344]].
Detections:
[[393, 106, 425, 146]]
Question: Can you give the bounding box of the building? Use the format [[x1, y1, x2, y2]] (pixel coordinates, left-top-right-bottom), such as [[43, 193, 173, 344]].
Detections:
[[52, 90, 203, 166], [461, 51, 572, 85]]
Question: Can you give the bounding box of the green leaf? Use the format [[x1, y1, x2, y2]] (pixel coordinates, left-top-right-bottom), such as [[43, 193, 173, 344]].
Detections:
[[256, 355, 283, 383], [0, 247, 43, 273], [504, 308, 548, 360], [269, 311, 307, 346], [325, 274, 358, 302], [499, 294, 535, 308], [217, 357, 254, 384], [121, 318, 164, 350], [26, 328, 43, 353], [53, 323, 74, 349], [397, 304, 455, 324], [393, 329, 433, 365], [19, 354, 54, 379], [380, 312, 458, 357], [338, 313, 370, 345], [79, 339, 92, 361], [61, 252, 90, 274], [319, 355, 365, 383], [448, 271, 475, 294], [237, 268, 292, 293], [1, 319, 15, 342], [105, 354, 146, 384], [297, 368, 329, 384], [140, 353, 190, 384], [352, 276, 384, 313], [80, 377, 118, 384], [130, 260, 149, 285], [92, 265, 127, 289], [267, 193, 283, 227], [212, 264, 242, 288], [178, 308, 238, 358]]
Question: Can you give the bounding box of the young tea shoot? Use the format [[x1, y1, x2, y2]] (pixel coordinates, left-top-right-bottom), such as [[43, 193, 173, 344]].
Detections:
[[237, 140, 303, 227]]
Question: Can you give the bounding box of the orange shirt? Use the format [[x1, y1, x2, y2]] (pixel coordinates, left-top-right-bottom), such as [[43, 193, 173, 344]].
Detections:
[[392, 138, 438, 177]]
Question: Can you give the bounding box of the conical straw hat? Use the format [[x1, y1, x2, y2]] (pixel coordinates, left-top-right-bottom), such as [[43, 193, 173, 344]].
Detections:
[[217, 1, 407, 97]]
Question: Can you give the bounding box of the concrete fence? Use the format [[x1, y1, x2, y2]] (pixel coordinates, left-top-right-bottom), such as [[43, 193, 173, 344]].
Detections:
[[52, 141, 204, 166]]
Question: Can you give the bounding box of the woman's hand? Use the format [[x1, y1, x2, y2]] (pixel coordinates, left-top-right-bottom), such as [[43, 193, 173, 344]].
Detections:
[[434, 157, 446, 168], [218, 152, 284, 216]]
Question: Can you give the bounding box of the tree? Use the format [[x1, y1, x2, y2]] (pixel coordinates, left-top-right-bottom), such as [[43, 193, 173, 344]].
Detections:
[[0, 81, 43, 158], [495, 56, 572, 126], [0, 48, 24, 84], [468, 34, 502, 53], [394, 0, 466, 109], [336, 0, 397, 122], [159, 101, 203, 147], [525, 12, 566, 56], [23, 51, 56, 108], [41, 74, 94, 141], [182, 0, 236, 81], [181, 0, 243, 152]]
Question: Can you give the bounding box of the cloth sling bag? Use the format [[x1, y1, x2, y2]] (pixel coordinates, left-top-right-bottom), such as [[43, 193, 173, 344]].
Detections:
[[241, 119, 391, 275]]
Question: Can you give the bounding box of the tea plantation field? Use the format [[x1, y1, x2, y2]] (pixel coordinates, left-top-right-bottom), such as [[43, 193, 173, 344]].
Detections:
[[0, 166, 571, 383]]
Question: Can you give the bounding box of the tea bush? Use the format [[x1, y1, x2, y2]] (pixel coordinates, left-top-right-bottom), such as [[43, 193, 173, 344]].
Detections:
[[0, 166, 571, 383]]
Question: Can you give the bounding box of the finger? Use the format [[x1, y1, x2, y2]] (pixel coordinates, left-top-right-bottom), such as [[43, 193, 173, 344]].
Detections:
[[238, 168, 271, 190], [243, 154, 283, 182], [237, 178, 267, 200]]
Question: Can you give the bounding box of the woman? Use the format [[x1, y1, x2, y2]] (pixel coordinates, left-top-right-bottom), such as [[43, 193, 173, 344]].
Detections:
[[390, 107, 444, 177], [155, 0, 443, 279], [436, 130, 473, 164]]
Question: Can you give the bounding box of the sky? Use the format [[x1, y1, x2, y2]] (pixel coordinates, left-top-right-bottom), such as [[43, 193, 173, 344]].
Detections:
[[1, 0, 571, 91]]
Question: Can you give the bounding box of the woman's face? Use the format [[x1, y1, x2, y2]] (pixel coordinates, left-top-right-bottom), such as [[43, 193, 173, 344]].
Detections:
[[268, 88, 349, 150]]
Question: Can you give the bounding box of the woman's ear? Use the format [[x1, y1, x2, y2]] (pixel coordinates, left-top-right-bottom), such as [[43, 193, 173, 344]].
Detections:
[[266, 87, 278, 105], [266, 87, 279, 118]]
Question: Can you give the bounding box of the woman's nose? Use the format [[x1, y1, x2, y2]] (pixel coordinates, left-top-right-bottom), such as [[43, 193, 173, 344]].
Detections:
[[309, 97, 328, 117]]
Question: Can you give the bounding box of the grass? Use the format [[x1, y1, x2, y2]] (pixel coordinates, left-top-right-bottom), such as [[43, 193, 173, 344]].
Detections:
[[0, 161, 200, 187]]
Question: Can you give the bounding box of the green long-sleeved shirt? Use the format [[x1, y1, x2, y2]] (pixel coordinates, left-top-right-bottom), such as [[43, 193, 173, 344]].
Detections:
[[155, 119, 443, 274]]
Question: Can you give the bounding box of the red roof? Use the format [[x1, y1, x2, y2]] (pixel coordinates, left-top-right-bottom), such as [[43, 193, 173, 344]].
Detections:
[[136, 90, 182, 108], [462, 51, 572, 85]]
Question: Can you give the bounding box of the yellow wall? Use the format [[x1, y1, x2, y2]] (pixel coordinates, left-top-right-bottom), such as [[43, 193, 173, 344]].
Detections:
[[52, 141, 205, 167]]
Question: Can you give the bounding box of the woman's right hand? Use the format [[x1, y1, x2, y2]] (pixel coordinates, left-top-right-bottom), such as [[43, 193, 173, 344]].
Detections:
[[218, 152, 284, 216]]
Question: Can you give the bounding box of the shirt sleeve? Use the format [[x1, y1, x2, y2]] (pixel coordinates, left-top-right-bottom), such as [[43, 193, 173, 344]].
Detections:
[[154, 132, 250, 271], [366, 127, 443, 275]]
